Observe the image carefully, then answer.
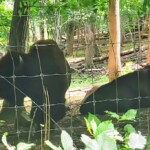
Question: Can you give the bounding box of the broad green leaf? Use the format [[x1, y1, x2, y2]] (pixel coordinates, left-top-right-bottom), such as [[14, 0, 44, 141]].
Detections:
[[96, 133, 117, 150], [105, 111, 120, 120], [45, 140, 62, 150], [2, 132, 8, 147], [2, 132, 15, 150], [90, 119, 98, 134], [81, 134, 100, 150], [95, 120, 114, 137], [17, 142, 36, 150], [120, 109, 137, 121], [105, 129, 123, 142], [61, 130, 75, 150], [85, 113, 101, 136], [124, 124, 136, 134], [88, 113, 101, 126]]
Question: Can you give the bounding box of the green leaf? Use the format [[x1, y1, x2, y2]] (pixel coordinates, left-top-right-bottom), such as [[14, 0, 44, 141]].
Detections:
[[61, 130, 75, 150], [85, 113, 101, 136], [105, 111, 120, 120], [88, 113, 101, 126], [120, 109, 137, 121], [2, 132, 8, 147], [2, 132, 16, 150], [17, 142, 36, 150], [84, 118, 93, 135], [90, 119, 98, 134], [124, 124, 136, 134], [81, 134, 100, 150], [96, 133, 117, 150], [81, 133, 118, 150], [95, 120, 114, 137], [45, 140, 62, 150]]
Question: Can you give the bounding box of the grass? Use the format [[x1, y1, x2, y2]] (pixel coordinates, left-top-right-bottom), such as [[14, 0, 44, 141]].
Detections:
[[70, 73, 109, 88], [73, 49, 85, 57], [69, 61, 135, 88]]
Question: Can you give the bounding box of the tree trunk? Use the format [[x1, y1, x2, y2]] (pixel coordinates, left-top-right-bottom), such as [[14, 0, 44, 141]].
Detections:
[[90, 15, 99, 57], [108, 0, 122, 81], [85, 22, 94, 68], [39, 0, 45, 40], [40, 16, 45, 40], [8, 0, 29, 52], [147, 15, 150, 64], [54, 9, 61, 44], [66, 21, 74, 56], [30, 20, 37, 42]]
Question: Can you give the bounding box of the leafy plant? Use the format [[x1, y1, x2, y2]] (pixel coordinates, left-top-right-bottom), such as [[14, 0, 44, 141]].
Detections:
[[105, 109, 137, 121], [45, 130, 76, 150], [2, 132, 35, 150], [84, 110, 146, 150], [46, 110, 147, 150], [81, 133, 117, 150]]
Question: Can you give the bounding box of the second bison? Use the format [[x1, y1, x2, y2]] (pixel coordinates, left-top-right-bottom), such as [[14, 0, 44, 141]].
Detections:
[[80, 66, 150, 115]]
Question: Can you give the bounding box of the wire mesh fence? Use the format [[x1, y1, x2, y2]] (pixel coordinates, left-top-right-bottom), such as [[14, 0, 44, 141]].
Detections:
[[0, 3, 150, 148]]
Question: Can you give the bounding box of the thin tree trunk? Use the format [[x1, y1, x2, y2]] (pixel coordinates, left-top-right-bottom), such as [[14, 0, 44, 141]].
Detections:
[[40, 16, 45, 40], [30, 20, 37, 42], [9, 0, 29, 52], [85, 22, 94, 68], [66, 21, 74, 55], [108, 0, 122, 81], [91, 15, 99, 57], [147, 14, 150, 64], [55, 9, 61, 44], [39, 0, 45, 40]]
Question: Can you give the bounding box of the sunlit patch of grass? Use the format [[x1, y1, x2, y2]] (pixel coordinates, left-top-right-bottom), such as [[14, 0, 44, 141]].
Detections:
[[70, 73, 109, 88], [122, 61, 134, 75], [73, 49, 85, 57], [70, 61, 135, 88]]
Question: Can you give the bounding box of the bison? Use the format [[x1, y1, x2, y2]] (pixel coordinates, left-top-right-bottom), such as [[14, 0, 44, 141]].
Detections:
[[80, 66, 150, 115], [0, 39, 71, 131]]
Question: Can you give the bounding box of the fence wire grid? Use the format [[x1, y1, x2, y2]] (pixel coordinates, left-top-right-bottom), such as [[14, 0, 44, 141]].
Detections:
[[0, 7, 150, 148]]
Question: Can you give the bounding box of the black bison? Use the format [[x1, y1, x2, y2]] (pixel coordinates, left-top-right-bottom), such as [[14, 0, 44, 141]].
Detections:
[[80, 66, 150, 115], [0, 39, 71, 131]]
